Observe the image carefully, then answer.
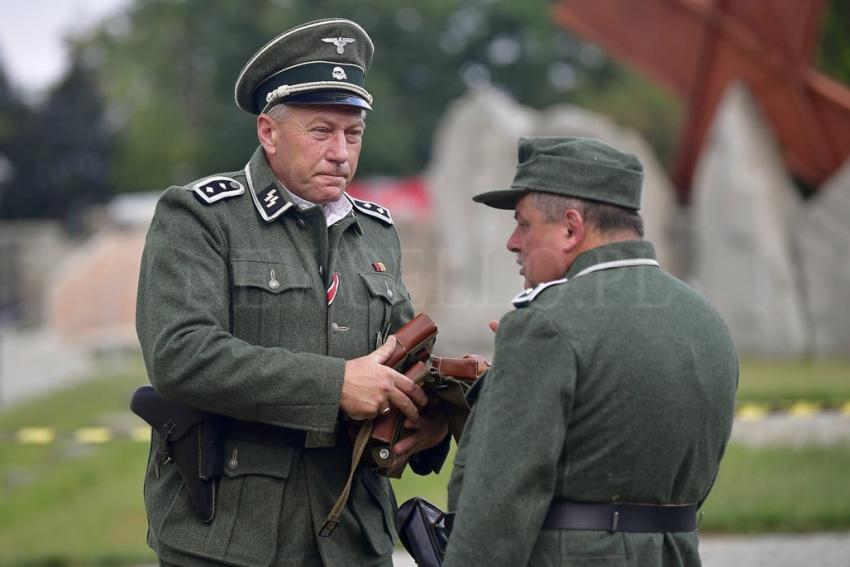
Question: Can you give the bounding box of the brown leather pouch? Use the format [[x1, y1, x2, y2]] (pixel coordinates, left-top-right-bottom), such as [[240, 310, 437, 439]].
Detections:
[[368, 357, 488, 478], [430, 356, 487, 383], [367, 362, 431, 477], [383, 313, 438, 370]]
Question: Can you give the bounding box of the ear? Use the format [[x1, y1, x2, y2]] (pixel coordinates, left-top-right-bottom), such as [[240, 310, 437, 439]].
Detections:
[[257, 114, 278, 155], [563, 208, 585, 252]]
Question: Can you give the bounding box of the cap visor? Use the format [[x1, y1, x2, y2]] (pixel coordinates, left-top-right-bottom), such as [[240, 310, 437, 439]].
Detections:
[[283, 90, 372, 110], [472, 189, 526, 209]]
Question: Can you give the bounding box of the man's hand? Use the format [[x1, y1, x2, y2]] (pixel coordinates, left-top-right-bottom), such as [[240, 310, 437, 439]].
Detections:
[[341, 336, 427, 421], [489, 320, 499, 334], [392, 397, 450, 464]]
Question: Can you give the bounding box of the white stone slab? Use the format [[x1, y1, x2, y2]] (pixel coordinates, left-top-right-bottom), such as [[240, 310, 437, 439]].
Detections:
[[795, 158, 850, 356], [692, 82, 807, 357]]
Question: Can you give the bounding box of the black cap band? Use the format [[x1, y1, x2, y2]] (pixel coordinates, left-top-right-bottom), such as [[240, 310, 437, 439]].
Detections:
[[283, 90, 372, 110], [254, 62, 365, 113]]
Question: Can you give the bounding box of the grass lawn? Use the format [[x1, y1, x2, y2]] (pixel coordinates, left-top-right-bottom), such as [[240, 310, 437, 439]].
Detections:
[[737, 359, 850, 407], [0, 358, 848, 565], [0, 368, 155, 566], [701, 443, 850, 533]]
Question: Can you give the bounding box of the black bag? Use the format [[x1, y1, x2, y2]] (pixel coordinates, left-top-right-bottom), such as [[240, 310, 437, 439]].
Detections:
[[130, 385, 224, 523], [396, 497, 453, 567]]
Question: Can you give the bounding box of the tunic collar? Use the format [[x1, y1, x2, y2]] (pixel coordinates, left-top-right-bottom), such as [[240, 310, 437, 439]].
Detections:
[[243, 146, 355, 227], [512, 240, 659, 307], [564, 240, 658, 280], [244, 146, 296, 222]]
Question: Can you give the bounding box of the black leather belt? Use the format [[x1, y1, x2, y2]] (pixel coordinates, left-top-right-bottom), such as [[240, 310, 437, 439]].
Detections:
[[227, 419, 308, 447], [543, 500, 698, 533]]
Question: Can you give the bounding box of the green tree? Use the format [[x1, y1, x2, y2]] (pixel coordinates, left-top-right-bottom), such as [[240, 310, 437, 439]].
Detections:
[[0, 48, 114, 222], [818, 0, 850, 86], [0, 60, 26, 216]]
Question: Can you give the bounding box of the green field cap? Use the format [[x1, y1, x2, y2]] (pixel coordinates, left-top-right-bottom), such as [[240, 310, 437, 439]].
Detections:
[[474, 137, 644, 210], [235, 18, 374, 114]]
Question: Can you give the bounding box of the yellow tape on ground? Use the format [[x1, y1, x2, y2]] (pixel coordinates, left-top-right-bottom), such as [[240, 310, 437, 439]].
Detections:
[[5, 401, 850, 445], [788, 401, 820, 418], [16, 427, 56, 444], [736, 404, 768, 421], [74, 427, 112, 444]]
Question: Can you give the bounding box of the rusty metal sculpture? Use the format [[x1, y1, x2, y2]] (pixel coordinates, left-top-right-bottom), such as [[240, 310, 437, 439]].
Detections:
[[553, 0, 850, 202]]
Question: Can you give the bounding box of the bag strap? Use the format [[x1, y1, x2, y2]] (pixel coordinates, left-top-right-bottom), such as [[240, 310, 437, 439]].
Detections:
[[319, 419, 373, 537]]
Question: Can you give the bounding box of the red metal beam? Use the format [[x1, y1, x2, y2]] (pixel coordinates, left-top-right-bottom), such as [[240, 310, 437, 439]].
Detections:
[[553, 0, 850, 202]]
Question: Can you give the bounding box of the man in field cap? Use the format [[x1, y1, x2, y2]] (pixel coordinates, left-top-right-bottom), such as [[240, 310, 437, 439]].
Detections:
[[441, 137, 738, 566], [136, 18, 449, 567]]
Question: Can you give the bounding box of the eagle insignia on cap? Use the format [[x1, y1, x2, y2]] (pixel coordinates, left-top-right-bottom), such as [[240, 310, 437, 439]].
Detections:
[[322, 37, 356, 54], [332, 66, 347, 80], [190, 176, 245, 205], [350, 197, 393, 225]]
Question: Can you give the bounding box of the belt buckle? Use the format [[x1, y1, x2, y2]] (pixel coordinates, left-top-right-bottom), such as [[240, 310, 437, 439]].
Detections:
[[609, 510, 620, 533]]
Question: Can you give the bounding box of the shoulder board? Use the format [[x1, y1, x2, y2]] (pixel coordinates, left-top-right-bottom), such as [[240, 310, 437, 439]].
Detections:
[[351, 197, 393, 225], [189, 176, 245, 205], [512, 278, 568, 308]]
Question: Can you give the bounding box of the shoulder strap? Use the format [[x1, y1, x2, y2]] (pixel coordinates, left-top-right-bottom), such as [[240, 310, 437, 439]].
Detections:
[[189, 176, 245, 205], [350, 197, 393, 225]]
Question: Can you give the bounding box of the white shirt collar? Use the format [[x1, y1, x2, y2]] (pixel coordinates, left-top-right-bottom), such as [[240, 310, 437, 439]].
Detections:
[[284, 188, 353, 227]]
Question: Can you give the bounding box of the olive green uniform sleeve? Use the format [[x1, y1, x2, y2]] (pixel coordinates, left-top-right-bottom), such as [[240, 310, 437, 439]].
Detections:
[[442, 308, 575, 567], [136, 189, 344, 432]]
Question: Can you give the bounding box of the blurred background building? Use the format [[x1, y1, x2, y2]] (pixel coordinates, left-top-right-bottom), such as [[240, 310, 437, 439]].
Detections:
[[0, 0, 849, 406]]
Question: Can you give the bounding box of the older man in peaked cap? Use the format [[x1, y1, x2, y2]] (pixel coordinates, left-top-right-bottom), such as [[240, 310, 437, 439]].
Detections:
[[136, 18, 449, 567], [441, 137, 738, 567]]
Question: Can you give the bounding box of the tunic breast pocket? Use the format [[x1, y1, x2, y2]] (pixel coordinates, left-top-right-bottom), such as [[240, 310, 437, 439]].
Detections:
[[231, 260, 313, 348], [359, 272, 398, 346]]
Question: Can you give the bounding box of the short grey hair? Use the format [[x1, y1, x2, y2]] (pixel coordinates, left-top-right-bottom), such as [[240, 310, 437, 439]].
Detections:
[[530, 192, 644, 238], [265, 103, 290, 122]]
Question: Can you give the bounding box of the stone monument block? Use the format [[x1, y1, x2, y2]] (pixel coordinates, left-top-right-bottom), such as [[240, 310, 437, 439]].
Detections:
[[795, 159, 850, 356], [692, 83, 806, 357]]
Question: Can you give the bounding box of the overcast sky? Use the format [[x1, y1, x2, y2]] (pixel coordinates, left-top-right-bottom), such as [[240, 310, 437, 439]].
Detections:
[[0, 0, 132, 95]]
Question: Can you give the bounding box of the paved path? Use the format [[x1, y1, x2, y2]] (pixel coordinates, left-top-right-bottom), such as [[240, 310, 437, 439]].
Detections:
[[392, 532, 850, 566], [0, 328, 94, 408], [731, 412, 850, 446]]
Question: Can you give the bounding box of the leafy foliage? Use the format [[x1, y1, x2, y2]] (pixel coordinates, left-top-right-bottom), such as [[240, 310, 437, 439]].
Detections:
[[80, 0, 682, 192], [0, 51, 114, 222], [817, 0, 850, 86]]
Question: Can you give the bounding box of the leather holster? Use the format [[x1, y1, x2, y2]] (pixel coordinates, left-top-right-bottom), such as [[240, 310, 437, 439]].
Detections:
[[130, 385, 224, 523]]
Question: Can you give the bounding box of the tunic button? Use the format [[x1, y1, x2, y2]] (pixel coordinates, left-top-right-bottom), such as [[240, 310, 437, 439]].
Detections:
[[296, 218, 305, 228], [331, 322, 340, 332], [387, 289, 394, 299], [319, 266, 324, 276]]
